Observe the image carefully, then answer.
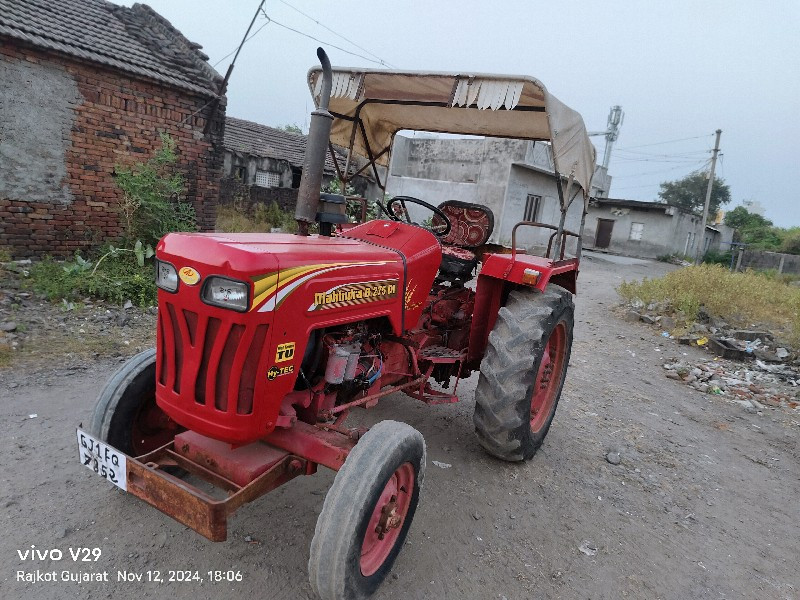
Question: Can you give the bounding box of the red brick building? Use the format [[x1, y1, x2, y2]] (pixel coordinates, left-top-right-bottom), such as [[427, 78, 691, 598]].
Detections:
[[0, 0, 226, 258]]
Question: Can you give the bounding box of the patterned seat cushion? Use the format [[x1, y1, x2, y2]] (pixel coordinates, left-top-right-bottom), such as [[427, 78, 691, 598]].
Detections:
[[433, 201, 494, 248]]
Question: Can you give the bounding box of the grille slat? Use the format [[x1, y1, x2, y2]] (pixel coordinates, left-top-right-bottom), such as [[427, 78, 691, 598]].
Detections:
[[237, 325, 268, 415], [158, 301, 270, 419]]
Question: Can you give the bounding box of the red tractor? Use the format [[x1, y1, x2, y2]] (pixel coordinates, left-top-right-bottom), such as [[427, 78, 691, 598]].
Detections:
[[78, 49, 596, 599]]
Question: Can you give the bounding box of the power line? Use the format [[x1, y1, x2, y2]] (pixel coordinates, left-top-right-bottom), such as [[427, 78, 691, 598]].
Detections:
[[616, 134, 714, 151], [611, 159, 710, 182], [277, 0, 396, 68], [262, 11, 394, 67], [212, 19, 270, 68]]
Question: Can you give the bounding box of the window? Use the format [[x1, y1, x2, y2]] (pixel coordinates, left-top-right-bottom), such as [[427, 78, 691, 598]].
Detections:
[[255, 170, 281, 188], [234, 166, 247, 181], [523, 194, 542, 222], [629, 222, 644, 241]]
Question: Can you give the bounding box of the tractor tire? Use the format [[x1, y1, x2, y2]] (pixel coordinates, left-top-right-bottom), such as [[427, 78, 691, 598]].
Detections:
[[473, 285, 574, 461], [90, 348, 182, 456], [308, 420, 425, 600]]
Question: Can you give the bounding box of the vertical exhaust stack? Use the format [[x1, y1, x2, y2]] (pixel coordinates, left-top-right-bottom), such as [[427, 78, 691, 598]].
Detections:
[[295, 47, 334, 236]]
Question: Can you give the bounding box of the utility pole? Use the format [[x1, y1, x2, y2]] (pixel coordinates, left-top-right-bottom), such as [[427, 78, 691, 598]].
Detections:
[[695, 129, 722, 265]]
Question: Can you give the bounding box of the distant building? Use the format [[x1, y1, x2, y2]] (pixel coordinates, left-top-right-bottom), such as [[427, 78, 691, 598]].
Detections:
[[585, 198, 734, 259], [387, 135, 610, 252], [0, 0, 226, 258], [741, 200, 766, 217]]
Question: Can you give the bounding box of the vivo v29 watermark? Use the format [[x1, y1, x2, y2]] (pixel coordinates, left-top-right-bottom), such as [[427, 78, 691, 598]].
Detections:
[[15, 545, 243, 585]]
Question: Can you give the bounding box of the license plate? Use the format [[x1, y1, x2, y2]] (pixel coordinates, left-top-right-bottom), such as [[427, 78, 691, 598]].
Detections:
[[76, 428, 127, 491]]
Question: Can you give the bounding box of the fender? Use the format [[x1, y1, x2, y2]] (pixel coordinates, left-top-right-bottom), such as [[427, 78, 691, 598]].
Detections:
[[466, 253, 579, 366]]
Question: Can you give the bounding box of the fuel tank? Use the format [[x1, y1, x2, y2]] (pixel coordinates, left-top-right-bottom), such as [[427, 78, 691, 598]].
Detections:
[[153, 221, 440, 444]]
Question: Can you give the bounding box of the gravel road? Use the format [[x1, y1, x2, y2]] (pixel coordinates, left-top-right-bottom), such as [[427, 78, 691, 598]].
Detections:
[[2, 255, 798, 600]]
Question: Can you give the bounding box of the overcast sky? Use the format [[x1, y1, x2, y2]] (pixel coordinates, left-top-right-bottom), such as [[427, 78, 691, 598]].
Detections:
[[119, 0, 800, 226]]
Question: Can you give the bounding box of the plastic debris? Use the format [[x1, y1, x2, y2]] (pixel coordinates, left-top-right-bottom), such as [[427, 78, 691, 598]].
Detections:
[[432, 461, 452, 469], [578, 541, 598, 556], [696, 337, 709, 346], [28, 413, 37, 419]]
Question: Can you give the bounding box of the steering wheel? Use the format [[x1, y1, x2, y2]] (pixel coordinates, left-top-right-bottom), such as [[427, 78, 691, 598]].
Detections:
[[384, 196, 452, 237]]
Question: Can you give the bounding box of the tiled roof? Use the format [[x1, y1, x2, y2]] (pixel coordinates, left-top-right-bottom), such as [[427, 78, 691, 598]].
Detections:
[[224, 116, 355, 176], [0, 0, 222, 97]]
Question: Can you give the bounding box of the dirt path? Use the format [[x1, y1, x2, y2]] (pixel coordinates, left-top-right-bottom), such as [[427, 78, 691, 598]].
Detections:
[[2, 256, 798, 600]]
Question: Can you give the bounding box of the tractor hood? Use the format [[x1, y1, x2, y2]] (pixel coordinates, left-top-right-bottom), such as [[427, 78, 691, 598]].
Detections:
[[157, 232, 399, 275]]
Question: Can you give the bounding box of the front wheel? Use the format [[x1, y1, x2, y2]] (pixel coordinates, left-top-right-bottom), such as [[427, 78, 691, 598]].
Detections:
[[308, 420, 425, 600], [473, 286, 574, 461], [89, 348, 182, 456]]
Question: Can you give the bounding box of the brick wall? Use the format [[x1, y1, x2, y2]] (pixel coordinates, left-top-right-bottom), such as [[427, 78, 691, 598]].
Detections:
[[0, 40, 224, 258]]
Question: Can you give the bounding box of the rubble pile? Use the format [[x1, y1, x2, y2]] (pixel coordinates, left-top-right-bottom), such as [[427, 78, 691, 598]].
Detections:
[[662, 358, 799, 413], [624, 300, 796, 365], [623, 299, 799, 414]]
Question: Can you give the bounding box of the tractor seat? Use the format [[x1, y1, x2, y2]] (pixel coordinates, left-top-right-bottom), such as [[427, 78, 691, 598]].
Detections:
[[432, 201, 494, 283]]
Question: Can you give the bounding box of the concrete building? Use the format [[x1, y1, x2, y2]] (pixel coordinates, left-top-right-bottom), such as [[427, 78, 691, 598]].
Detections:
[[584, 198, 735, 259], [0, 0, 225, 258], [387, 135, 610, 255]]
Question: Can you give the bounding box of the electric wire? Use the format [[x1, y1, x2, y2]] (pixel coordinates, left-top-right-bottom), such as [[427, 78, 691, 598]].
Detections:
[[616, 133, 714, 151], [277, 0, 397, 68], [212, 19, 271, 68], [261, 11, 395, 67]]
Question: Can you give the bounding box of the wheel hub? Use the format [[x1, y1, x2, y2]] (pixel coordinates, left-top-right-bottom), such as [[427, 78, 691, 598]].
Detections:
[[360, 463, 415, 577]]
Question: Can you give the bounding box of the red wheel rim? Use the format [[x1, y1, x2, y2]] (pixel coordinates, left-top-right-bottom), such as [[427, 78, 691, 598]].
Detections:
[[130, 394, 181, 456], [530, 321, 567, 433], [360, 462, 415, 577]]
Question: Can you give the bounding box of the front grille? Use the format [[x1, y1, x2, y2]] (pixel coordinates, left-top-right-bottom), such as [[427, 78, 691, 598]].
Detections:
[[157, 302, 269, 415]]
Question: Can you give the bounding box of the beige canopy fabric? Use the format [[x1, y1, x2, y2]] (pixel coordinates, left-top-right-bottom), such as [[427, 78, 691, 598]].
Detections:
[[308, 67, 597, 197]]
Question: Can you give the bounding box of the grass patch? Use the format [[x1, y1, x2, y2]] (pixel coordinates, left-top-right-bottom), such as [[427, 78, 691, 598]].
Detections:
[[29, 249, 156, 307], [618, 264, 800, 345], [0, 345, 11, 367], [215, 202, 298, 233]]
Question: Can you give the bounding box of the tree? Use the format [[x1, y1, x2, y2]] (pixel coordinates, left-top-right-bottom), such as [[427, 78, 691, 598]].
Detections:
[[780, 228, 800, 255], [723, 206, 782, 250], [280, 123, 303, 134], [658, 171, 731, 214]]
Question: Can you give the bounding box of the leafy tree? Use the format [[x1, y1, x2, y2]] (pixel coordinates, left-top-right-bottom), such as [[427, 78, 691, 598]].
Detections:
[[280, 123, 303, 134], [724, 205, 773, 230], [780, 228, 800, 255], [658, 171, 731, 214], [723, 206, 782, 250]]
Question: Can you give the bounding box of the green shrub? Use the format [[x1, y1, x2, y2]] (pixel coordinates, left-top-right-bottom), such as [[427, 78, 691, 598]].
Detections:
[[618, 264, 800, 345], [701, 250, 733, 266], [114, 133, 197, 247], [29, 248, 156, 307], [216, 201, 298, 233]]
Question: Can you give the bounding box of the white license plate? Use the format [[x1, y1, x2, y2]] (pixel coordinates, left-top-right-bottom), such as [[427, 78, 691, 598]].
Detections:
[[76, 428, 127, 491]]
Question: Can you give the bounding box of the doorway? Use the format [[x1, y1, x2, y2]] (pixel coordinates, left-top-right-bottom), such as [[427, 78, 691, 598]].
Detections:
[[595, 218, 615, 249]]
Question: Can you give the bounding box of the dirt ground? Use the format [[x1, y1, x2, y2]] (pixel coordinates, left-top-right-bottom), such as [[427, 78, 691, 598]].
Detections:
[[1, 255, 799, 600]]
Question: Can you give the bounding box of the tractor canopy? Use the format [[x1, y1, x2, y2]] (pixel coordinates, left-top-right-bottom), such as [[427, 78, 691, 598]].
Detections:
[[307, 67, 597, 201]]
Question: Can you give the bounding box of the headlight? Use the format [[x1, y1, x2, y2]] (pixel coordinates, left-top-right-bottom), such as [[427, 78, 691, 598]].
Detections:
[[201, 277, 249, 312], [155, 260, 178, 292]]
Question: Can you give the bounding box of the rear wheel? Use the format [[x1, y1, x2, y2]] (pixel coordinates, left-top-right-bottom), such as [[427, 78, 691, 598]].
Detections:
[[308, 420, 425, 600], [473, 286, 574, 461], [90, 348, 182, 456]]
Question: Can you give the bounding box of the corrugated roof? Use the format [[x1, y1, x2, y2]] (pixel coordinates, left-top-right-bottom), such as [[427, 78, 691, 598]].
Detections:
[[224, 116, 355, 176], [0, 0, 222, 97]]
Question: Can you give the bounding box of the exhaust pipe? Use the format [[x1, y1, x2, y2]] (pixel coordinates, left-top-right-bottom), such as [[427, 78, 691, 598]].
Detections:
[[295, 47, 334, 236]]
